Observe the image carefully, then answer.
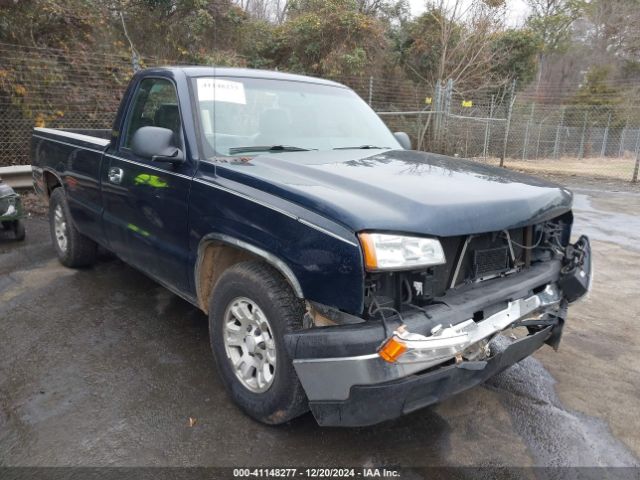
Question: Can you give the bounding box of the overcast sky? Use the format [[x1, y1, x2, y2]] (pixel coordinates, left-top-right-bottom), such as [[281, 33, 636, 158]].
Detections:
[[408, 0, 531, 26]]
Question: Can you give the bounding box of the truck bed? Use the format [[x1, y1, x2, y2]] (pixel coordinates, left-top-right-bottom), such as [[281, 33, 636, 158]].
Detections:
[[32, 127, 111, 150], [31, 127, 112, 243]]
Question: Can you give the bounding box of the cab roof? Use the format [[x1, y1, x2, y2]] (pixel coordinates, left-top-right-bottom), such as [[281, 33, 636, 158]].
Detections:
[[141, 66, 346, 88]]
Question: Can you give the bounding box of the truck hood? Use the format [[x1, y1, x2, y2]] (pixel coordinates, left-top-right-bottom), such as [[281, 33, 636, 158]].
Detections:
[[216, 149, 573, 237]]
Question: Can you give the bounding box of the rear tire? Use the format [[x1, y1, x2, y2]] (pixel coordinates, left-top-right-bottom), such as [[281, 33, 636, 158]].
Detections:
[[49, 188, 97, 267], [13, 220, 25, 241], [209, 260, 308, 425]]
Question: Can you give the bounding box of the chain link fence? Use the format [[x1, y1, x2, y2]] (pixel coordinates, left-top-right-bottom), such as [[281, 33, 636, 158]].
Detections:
[[0, 43, 140, 166], [357, 78, 640, 183], [1, 43, 639, 183]]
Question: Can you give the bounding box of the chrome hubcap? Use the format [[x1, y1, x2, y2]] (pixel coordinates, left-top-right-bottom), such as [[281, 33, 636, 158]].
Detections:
[[53, 204, 68, 253], [223, 297, 276, 393]]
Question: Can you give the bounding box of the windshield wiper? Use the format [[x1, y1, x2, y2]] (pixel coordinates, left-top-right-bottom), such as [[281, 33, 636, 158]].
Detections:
[[228, 145, 315, 155], [333, 145, 389, 150]]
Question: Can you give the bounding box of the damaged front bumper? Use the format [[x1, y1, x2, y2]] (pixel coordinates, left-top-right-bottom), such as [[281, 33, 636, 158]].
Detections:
[[309, 325, 557, 427], [377, 284, 561, 365], [286, 237, 591, 427]]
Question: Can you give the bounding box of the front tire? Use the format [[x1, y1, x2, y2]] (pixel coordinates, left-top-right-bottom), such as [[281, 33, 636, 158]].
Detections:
[[49, 188, 97, 267], [209, 261, 308, 425]]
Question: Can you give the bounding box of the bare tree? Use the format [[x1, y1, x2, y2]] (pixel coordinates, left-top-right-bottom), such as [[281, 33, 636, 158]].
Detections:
[[354, 0, 388, 15], [233, 0, 290, 23], [525, 0, 580, 93], [421, 0, 510, 92], [583, 0, 640, 63], [527, 0, 640, 99]]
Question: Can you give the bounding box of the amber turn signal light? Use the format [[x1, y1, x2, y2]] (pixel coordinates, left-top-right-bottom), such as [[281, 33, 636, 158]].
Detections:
[[378, 337, 407, 363], [358, 233, 378, 270]]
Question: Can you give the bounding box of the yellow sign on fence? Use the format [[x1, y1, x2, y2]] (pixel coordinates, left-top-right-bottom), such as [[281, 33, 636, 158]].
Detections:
[[462, 100, 473, 108]]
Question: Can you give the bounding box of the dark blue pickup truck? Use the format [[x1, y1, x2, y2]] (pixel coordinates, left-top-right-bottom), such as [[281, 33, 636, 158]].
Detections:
[[32, 67, 591, 427]]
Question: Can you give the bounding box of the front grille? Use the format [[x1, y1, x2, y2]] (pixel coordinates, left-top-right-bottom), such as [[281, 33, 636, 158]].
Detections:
[[447, 229, 527, 288], [473, 246, 509, 277]]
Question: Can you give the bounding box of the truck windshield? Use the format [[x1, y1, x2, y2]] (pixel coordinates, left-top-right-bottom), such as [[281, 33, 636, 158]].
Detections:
[[192, 76, 401, 157]]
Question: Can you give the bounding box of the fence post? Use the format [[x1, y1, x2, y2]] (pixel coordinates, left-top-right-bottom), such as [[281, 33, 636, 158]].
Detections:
[[601, 112, 612, 157], [442, 79, 453, 151], [619, 117, 628, 157], [482, 95, 496, 161], [500, 80, 516, 167], [433, 80, 442, 147], [536, 121, 543, 159], [483, 95, 495, 160], [579, 110, 588, 159], [553, 106, 565, 159], [633, 129, 640, 183], [368, 76, 373, 106], [522, 102, 535, 160], [465, 128, 469, 158]]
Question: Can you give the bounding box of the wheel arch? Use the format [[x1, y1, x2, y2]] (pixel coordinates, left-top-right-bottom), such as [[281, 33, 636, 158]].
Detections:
[[42, 168, 63, 200], [195, 233, 304, 313]]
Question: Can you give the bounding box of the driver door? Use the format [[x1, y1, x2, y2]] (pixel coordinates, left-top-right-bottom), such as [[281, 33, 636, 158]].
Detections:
[[101, 76, 194, 294]]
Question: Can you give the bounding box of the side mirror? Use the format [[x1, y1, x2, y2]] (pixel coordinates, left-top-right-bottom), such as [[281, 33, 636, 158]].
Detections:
[[131, 126, 184, 164], [394, 132, 412, 150]]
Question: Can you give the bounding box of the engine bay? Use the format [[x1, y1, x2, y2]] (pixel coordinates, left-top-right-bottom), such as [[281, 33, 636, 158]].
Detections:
[[363, 212, 574, 321]]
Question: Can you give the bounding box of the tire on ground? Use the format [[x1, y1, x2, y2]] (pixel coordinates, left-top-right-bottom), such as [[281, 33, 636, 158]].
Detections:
[[49, 187, 97, 267], [208, 260, 309, 424], [13, 219, 25, 241]]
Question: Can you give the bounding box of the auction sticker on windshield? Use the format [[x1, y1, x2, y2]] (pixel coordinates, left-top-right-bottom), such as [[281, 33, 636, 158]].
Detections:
[[197, 77, 246, 104]]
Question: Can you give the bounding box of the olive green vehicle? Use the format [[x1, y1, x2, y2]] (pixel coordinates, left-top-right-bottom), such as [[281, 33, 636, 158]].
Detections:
[[0, 178, 25, 241]]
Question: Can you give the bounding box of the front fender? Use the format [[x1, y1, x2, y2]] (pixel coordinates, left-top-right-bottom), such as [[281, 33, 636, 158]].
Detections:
[[195, 233, 305, 302], [188, 173, 365, 314]]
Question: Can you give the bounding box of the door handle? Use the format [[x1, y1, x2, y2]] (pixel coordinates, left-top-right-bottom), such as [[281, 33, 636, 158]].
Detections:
[[108, 167, 124, 184]]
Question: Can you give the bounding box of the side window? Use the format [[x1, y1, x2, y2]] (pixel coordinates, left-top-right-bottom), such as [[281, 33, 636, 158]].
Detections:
[[123, 78, 181, 149]]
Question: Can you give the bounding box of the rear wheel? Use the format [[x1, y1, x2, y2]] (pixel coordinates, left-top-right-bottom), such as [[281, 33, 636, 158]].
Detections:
[[13, 220, 25, 241], [49, 188, 97, 267], [209, 261, 308, 424]]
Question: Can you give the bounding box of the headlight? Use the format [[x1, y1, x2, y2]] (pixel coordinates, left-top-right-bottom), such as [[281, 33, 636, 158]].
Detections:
[[358, 232, 446, 271]]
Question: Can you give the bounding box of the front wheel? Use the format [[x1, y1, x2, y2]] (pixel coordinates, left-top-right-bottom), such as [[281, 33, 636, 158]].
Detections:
[[209, 261, 308, 424]]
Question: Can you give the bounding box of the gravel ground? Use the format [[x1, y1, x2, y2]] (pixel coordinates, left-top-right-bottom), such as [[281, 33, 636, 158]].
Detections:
[[475, 156, 640, 184], [0, 183, 638, 470]]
